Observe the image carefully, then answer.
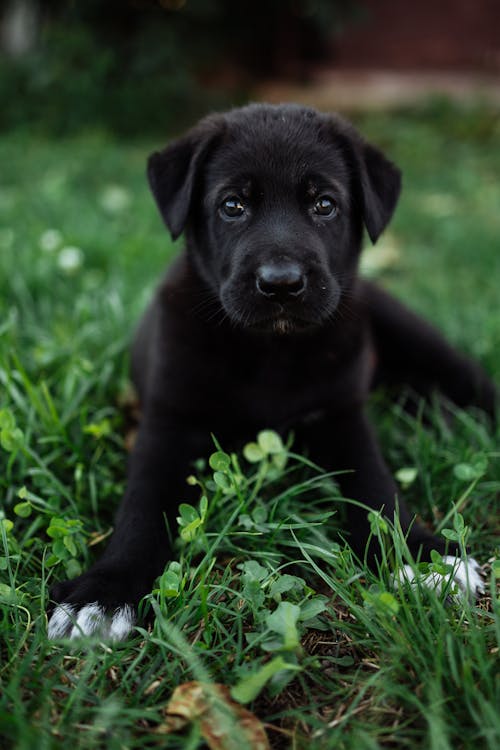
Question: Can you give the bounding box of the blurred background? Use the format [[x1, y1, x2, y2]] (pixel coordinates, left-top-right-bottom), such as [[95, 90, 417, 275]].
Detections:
[[1, 0, 499, 136]]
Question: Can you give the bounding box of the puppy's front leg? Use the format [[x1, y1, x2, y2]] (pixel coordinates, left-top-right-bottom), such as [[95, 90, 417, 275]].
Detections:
[[300, 410, 483, 598], [48, 412, 206, 640], [303, 410, 442, 561]]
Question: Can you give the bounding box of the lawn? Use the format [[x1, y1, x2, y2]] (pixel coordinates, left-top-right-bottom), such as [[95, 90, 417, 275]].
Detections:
[[1, 103, 499, 749]]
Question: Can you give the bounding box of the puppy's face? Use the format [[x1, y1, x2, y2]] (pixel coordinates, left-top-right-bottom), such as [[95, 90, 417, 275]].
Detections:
[[148, 104, 401, 334], [199, 120, 355, 333]]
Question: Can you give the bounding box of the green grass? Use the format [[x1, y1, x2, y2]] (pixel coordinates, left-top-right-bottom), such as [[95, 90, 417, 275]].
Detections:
[[1, 103, 499, 749]]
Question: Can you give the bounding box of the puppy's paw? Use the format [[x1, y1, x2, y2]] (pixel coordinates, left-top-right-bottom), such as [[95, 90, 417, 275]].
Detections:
[[48, 569, 141, 641], [48, 602, 136, 641], [394, 555, 485, 603]]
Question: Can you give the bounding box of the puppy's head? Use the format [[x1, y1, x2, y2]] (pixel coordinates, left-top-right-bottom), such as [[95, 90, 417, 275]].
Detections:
[[148, 103, 401, 334]]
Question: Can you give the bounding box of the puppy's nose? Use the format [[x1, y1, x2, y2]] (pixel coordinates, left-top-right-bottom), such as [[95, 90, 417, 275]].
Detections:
[[256, 263, 306, 300]]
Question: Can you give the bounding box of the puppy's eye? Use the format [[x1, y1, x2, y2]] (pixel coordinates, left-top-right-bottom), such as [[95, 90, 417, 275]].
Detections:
[[220, 196, 245, 219], [313, 195, 338, 217]]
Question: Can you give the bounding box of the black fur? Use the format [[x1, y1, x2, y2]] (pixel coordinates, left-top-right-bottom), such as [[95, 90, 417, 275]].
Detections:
[[50, 103, 497, 624]]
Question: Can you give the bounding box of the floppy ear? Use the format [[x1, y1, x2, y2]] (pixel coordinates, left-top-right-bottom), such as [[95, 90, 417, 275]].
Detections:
[[356, 140, 402, 244], [147, 116, 224, 240]]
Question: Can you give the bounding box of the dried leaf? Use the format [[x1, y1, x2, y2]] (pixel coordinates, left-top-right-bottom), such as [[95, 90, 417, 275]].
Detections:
[[159, 681, 270, 750]]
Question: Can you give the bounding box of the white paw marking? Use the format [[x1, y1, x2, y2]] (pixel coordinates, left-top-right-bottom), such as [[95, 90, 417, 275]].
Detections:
[[47, 603, 76, 639], [441, 555, 484, 597], [108, 605, 136, 640], [394, 555, 484, 602], [48, 602, 135, 641], [70, 603, 106, 638]]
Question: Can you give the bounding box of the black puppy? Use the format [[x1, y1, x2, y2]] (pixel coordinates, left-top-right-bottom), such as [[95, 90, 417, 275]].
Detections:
[[48, 103, 496, 640]]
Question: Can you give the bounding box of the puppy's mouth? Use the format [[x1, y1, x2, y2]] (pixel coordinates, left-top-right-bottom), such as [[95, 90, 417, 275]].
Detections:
[[248, 314, 316, 335], [220, 279, 341, 334]]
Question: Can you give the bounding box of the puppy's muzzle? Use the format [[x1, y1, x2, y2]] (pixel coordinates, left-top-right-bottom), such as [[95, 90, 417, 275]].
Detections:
[[255, 261, 306, 302]]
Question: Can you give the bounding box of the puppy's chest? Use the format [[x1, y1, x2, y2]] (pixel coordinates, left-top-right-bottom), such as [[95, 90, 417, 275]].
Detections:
[[220, 346, 366, 428]]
